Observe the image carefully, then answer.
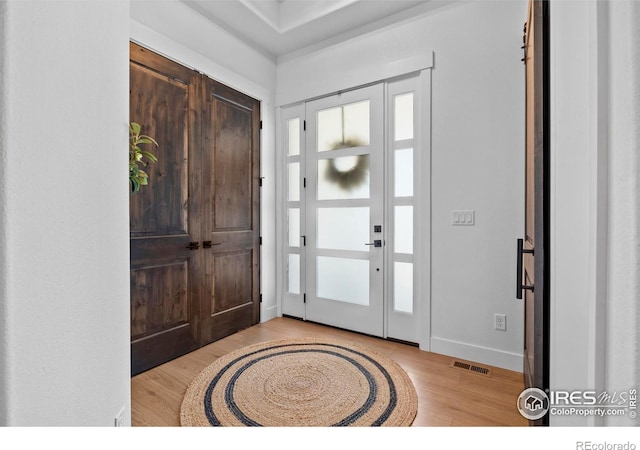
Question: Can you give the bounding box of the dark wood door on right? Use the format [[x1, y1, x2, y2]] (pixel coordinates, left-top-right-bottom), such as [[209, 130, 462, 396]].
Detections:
[[198, 78, 261, 344], [518, 0, 549, 426], [129, 43, 261, 375]]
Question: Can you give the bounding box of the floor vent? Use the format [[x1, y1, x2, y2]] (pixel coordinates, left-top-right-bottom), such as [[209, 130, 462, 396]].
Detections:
[[450, 359, 492, 377]]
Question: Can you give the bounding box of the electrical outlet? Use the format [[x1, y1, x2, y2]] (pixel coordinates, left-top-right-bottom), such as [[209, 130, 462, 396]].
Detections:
[[114, 407, 125, 427], [494, 314, 507, 331]]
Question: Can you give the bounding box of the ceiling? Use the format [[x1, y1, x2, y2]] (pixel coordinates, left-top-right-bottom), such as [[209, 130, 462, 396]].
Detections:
[[181, 0, 441, 60]]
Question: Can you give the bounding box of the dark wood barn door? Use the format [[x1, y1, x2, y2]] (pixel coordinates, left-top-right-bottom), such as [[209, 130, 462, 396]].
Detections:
[[518, 0, 549, 425], [129, 43, 260, 375]]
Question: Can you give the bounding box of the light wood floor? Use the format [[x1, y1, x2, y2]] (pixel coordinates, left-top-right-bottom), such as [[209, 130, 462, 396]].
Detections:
[[131, 317, 528, 426]]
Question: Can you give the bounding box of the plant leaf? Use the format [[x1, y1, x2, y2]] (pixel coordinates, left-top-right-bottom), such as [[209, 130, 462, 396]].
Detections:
[[129, 122, 158, 193], [130, 122, 141, 135], [139, 135, 159, 147], [141, 151, 158, 162]]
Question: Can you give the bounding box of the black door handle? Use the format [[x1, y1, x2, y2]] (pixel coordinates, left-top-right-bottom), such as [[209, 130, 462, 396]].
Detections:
[[187, 242, 200, 250], [516, 238, 534, 299], [365, 240, 382, 248]]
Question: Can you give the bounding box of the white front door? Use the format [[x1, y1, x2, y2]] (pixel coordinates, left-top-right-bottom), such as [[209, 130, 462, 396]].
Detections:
[[281, 73, 427, 344], [304, 84, 384, 337]]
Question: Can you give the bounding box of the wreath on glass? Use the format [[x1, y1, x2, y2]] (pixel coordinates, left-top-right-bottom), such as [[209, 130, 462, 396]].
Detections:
[[324, 138, 369, 191]]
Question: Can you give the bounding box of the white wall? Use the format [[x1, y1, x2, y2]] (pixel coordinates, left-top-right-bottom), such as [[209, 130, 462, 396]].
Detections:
[[0, 0, 130, 426], [605, 0, 640, 426], [277, 0, 527, 371], [0, 0, 8, 424], [550, 2, 609, 426], [550, 0, 607, 426], [130, 1, 279, 321], [551, 0, 640, 427]]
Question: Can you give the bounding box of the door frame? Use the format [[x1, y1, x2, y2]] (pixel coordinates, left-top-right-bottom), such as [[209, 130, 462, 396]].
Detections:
[[276, 69, 432, 350], [519, 0, 550, 426]]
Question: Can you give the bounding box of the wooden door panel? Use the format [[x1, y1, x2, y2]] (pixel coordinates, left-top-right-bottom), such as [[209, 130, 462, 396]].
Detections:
[[523, 268, 535, 388], [200, 78, 261, 346], [209, 230, 253, 251], [213, 101, 253, 230], [129, 64, 189, 236], [203, 303, 256, 344], [212, 251, 253, 314], [521, 0, 549, 425], [129, 42, 202, 375], [130, 261, 189, 339]]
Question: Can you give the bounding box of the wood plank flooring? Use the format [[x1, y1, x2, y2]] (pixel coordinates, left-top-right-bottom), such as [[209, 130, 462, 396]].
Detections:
[[131, 317, 528, 426]]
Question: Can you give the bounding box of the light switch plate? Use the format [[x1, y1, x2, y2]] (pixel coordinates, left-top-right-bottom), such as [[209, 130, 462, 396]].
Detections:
[[452, 210, 475, 226]]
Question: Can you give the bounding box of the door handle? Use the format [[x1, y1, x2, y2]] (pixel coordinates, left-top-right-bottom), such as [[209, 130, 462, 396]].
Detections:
[[365, 240, 382, 248], [516, 238, 534, 299], [187, 242, 200, 250]]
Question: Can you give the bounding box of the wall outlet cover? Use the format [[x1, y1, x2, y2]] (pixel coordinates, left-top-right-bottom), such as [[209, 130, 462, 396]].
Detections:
[[494, 313, 507, 331]]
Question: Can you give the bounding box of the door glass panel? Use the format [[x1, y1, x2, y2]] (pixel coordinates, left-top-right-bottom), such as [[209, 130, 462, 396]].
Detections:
[[318, 207, 369, 251], [288, 254, 300, 294], [395, 206, 413, 254], [344, 101, 370, 147], [317, 155, 370, 200], [394, 262, 413, 313], [395, 148, 413, 197], [317, 100, 370, 152], [287, 118, 300, 156], [394, 93, 413, 141], [317, 256, 369, 305], [288, 208, 300, 248], [288, 162, 299, 201]]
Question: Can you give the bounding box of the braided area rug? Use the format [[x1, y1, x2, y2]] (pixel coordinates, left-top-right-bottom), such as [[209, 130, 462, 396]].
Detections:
[[180, 338, 418, 427]]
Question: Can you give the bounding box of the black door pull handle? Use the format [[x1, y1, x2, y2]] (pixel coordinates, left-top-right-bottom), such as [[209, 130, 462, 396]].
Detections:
[[516, 238, 534, 299], [187, 242, 200, 250]]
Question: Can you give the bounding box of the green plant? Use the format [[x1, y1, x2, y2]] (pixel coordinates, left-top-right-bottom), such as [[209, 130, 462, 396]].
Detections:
[[129, 122, 158, 193]]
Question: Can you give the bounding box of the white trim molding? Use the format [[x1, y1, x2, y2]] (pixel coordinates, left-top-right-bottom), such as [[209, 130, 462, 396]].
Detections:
[[430, 337, 523, 373], [276, 51, 434, 107]]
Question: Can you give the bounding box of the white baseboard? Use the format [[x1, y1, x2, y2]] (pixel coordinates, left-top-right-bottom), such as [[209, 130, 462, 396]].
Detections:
[[261, 304, 278, 323], [430, 337, 523, 372]]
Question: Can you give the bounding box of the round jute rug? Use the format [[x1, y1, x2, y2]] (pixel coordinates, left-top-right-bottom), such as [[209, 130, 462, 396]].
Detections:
[[180, 338, 418, 427]]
